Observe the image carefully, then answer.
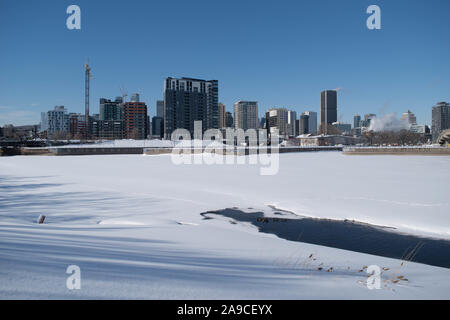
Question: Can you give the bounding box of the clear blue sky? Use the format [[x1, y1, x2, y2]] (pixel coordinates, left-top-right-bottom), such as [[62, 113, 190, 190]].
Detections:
[[1, 0, 449, 126]]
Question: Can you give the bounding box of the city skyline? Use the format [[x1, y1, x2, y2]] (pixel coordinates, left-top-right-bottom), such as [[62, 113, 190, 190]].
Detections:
[[1, 0, 450, 126], [1, 68, 446, 129]]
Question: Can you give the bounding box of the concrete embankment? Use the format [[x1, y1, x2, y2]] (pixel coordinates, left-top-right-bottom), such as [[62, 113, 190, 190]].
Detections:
[[21, 147, 53, 156], [4, 145, 343, 156], [51, 147, 145, 156], [343, 147, 450, 156], [0, 147, 22, 156], [144, 146, 343, 156]]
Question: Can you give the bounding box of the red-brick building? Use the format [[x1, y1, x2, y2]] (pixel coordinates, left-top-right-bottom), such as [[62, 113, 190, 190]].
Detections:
[[123, 102, 148, 139]]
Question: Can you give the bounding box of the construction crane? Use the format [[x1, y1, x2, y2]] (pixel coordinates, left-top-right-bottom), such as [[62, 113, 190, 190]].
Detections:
[[84, 60, 92, 140]]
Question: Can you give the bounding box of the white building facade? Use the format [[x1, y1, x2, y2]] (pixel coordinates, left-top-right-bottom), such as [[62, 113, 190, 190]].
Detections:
[[234, 101, 259, 131], [40, 106, 70, 135]]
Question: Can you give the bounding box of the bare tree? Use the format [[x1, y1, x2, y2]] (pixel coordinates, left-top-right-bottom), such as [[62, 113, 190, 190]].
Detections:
[[362, 130, 427, 146]]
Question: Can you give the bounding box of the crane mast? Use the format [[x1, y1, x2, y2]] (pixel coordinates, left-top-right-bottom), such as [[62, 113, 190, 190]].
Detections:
[[84, 61, 92, 140]]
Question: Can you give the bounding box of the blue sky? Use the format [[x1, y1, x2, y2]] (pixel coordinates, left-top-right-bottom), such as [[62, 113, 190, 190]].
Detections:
[[1, 0, 449, 126]]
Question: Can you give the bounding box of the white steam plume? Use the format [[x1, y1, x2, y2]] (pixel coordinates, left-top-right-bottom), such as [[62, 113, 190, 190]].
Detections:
[[368, 113, 410, 132]]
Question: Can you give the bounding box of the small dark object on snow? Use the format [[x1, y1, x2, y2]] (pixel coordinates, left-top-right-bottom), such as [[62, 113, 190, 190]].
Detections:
[[37, 215, 46, 224]]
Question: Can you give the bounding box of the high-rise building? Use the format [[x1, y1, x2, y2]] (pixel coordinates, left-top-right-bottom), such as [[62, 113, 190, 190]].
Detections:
[[130, 93, 140, 102], [92, 120, 125, 140], [225, 111, 234, 128], [304, 111, 317, 135], [99, 98, 123, 121], [410, 124, 430, 134], [40, 106, 70, 137], [295, 119, 300, 136], [40, 113, 48, 132], [401, 110, 417, 125], [123, 101, 148, 139], [265, 107, 288, 136], [96, 97, 125, 139], [218, 103, 226, 128], [69, 113, 86, 138], [353, 114, 361, 128], [164, 77, 218, 138], [234, 101, 258, 131], [299, 113, 309, 135], [360, 114, 376, 128], [152, 116, 163, 138], [156, 100, 164, 118], [259, 117, 266, 129], [320, 90, 337, 133], [287, 110, 297, 136], [432, 102, 450, 142]]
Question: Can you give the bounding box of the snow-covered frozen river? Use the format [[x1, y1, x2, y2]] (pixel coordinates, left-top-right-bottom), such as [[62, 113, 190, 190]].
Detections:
[[0, 152, 449, 299]]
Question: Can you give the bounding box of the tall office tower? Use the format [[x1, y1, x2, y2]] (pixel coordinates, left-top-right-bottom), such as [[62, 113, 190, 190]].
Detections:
[[225, 111, 234, 128], [299, 113, 310, 134], [360, 113, 376, 128], [259, 117, 266, 129], [218, 103, 226, 128], [99, 98, 123, 121], [265, 107, 288, 136], [130, 93, 140, 102], [152, 116, 163, 138], [40, 112, 48, 132], [354, 114, 361, 128], [432, 101, 450, 142], [156, 100, 164, 118], [320, 90, 337, 134], [123, 101, 148, 139], [295, 119, 300, 135], [287, 110, 297, 136], [234, 101, 259, 131], [155, 100, 165, 137], [304, 111, 318, 135], [164, 77, 218, 138], [401, 110, 417, 125], [41, 106, 70, 137]]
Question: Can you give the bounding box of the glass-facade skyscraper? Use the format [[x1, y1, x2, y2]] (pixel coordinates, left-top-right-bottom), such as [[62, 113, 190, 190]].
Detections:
[[164, 77, 218, 138], [432, 102, 450, 142], [320, 90, 337, 134]]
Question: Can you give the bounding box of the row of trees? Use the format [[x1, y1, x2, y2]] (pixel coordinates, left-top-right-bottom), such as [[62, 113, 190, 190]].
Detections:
[[317, 123, 429, 145], [361, 130, 429, 146]]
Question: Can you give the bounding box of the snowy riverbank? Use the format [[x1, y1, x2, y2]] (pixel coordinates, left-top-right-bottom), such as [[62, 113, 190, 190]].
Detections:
[[0, 152, 449, 299]]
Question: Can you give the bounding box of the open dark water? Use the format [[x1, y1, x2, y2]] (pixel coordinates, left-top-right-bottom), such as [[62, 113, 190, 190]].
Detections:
[[201, 209, 450, 269]]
